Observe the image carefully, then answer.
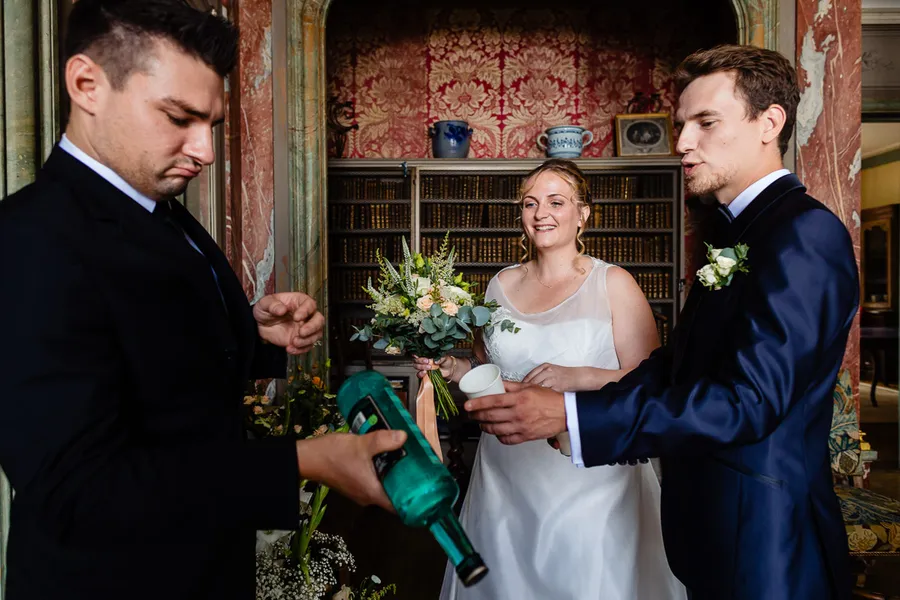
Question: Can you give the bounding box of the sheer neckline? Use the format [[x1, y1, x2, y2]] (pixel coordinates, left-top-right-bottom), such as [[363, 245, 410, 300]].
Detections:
[[494, 258, 600, 316]]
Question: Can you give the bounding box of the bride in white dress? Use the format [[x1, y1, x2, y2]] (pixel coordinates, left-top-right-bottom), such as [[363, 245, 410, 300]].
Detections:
[[415, 159, 686, 600]]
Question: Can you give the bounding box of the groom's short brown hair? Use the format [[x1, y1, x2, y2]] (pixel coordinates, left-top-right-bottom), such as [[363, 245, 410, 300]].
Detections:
[[674, 44, 799, 156]]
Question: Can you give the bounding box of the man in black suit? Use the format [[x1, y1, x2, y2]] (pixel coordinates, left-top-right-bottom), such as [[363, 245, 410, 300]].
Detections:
[[0, 1, 405, 598]]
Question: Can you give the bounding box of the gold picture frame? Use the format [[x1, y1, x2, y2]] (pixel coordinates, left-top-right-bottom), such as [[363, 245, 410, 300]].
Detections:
[[615, 113, 675, 157]]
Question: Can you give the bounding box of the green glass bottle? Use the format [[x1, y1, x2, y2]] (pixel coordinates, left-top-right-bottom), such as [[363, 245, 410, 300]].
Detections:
[[336, 370, 488, 587]]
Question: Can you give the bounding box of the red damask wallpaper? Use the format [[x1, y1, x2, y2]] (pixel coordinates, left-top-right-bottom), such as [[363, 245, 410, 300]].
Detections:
[[326, 0, 736, 159]]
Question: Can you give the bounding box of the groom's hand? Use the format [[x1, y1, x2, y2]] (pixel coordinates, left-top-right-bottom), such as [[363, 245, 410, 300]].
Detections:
[[465, 381, 567, 445]]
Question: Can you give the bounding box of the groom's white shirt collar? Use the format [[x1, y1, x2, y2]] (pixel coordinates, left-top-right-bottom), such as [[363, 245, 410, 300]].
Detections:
[[58, 134, 159, 214], [726, 168, 791, 219]]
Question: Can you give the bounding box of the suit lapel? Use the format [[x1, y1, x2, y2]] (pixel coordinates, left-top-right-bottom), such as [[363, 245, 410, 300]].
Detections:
[[670, 173, 806, 377], [726, 173, 806, 245], [40, 147, 240, 350]]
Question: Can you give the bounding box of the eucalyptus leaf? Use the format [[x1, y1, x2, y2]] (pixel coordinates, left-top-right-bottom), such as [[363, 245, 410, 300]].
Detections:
[[373, 338, 389, 350], [473, 306, 491, 327], [433, 330, 447, 341], [484, 324, 494, 337], [422, 319, 437, 334], [430, 303, 443, 318], [457, 306, 473, 323], [456, 318, 472, 333], [424, 336, 439, 349], [453, 329, 467, 340], [441, 342, 455, 352]]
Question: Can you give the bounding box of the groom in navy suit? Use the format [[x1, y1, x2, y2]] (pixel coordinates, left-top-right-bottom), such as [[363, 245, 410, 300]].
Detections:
[[466, 45, 858, 600]]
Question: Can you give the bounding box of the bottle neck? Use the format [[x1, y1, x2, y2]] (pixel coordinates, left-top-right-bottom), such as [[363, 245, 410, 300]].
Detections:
[[428, 509, 488, 587]]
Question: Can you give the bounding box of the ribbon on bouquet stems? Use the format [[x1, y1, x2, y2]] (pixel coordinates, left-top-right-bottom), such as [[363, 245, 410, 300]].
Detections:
[[415, 375, 444, 462]]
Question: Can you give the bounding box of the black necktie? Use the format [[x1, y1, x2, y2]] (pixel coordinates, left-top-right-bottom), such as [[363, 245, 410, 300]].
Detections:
[[717, 203, 734, 224], [153, 199, 188, 242], [153, 200, 228, 312]]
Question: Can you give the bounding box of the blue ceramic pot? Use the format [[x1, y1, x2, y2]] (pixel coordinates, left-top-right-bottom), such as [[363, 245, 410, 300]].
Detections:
[[429, 120, 473, 158]]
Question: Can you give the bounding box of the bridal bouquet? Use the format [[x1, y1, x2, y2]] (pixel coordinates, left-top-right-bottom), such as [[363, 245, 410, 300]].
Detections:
[[351, 235, 517, 420]]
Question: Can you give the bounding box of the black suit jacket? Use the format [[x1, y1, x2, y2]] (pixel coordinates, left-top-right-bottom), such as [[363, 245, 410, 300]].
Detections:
[[0, 147, 299, 599], [576, 175, 858, 599]]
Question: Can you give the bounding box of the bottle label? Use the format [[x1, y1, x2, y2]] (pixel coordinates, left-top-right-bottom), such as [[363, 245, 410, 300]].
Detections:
[[351, 395, 407, 479]]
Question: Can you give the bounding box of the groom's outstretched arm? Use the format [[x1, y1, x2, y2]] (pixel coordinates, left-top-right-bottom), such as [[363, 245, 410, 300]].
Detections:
[[575, 208, 857, 466]]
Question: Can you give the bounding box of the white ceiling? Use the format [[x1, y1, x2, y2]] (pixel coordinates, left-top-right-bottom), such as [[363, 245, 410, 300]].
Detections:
[[863, 122, 900, 159]]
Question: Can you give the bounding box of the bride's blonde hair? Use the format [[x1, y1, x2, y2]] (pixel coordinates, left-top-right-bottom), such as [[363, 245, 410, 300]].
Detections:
[[517, 159, 591, 263]]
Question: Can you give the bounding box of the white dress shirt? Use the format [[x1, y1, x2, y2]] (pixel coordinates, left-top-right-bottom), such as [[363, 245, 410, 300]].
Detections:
[[58, 135, 224, 303], [58, 134, 208, 256], [563, 168, 792, 467]]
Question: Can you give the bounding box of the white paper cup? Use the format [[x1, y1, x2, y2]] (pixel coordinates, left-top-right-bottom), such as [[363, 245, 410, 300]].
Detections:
[[458, 364, 506, 399], [555, 432, 572, 456]]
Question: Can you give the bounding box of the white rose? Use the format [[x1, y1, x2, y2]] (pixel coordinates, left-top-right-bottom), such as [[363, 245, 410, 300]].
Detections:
[[385, 345, 402, 355], [715, 255, 737, 275], [416, 296, 434, 311], [412, 275, 432, 296], [441, 301, 459, 316], [697, 264, 719, 286], [709, 248, 722, 260]]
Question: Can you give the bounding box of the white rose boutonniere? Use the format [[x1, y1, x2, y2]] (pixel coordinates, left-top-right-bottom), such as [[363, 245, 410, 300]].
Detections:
[[696, 242, 749, 290]]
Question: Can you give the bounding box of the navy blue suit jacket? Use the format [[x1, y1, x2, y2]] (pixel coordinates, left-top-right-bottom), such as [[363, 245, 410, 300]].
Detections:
[[576, 174, 858, 600]]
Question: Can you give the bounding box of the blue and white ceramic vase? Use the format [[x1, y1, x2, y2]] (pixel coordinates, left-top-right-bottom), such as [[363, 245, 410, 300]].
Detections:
[[536, 125, 594, 159], [429, 120, 473, 159]]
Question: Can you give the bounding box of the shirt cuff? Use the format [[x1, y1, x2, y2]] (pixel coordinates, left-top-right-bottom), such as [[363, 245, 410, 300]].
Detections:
[[564, 391, 585, 468]]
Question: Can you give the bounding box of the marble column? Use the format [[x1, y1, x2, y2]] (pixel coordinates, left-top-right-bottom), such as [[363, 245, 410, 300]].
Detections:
[[796, 0, 862, 408], [225, 0, 277, 304], [1, 2, 60, 595]]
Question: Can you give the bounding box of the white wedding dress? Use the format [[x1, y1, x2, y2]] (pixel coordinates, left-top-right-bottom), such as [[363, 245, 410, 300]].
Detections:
[[439, 258, 686, 600]]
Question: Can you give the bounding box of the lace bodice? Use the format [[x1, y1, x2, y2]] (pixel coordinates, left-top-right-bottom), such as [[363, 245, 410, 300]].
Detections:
[[483, 258, 620, 382]]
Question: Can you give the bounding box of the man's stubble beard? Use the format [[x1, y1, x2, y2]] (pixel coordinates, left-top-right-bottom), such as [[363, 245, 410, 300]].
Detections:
[[685, 164, 736, 198]]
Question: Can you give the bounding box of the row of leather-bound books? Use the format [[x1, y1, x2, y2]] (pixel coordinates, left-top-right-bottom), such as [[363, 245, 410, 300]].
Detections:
[[587, 174, 673, 200], [329, 203, 411, 230], [332, 235, 672, 266], [420, 202, 674, 230], [421, 175, 522, 200], [419, 174, 674, 201], [582, 236, 672, 263], [331, 177, 408, 201], [328, 202, 674, 232], [632, 271, 672, 300], [589, 203, 673, 229], [333, 236, 409, 263]]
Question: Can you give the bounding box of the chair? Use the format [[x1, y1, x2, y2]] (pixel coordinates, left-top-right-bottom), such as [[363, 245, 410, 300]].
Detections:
[[831, 369, 900, 599]]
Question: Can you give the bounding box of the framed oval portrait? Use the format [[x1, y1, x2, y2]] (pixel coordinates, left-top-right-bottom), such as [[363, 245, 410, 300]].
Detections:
[[615, 113, 675, 157]]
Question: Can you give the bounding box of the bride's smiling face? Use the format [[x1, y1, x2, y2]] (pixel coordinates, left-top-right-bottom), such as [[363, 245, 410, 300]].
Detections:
[[521, 171, 589, 253]]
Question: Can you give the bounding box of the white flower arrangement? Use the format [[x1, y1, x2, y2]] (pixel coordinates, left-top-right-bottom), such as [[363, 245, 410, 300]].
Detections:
[[696, 242, 749, 291]]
